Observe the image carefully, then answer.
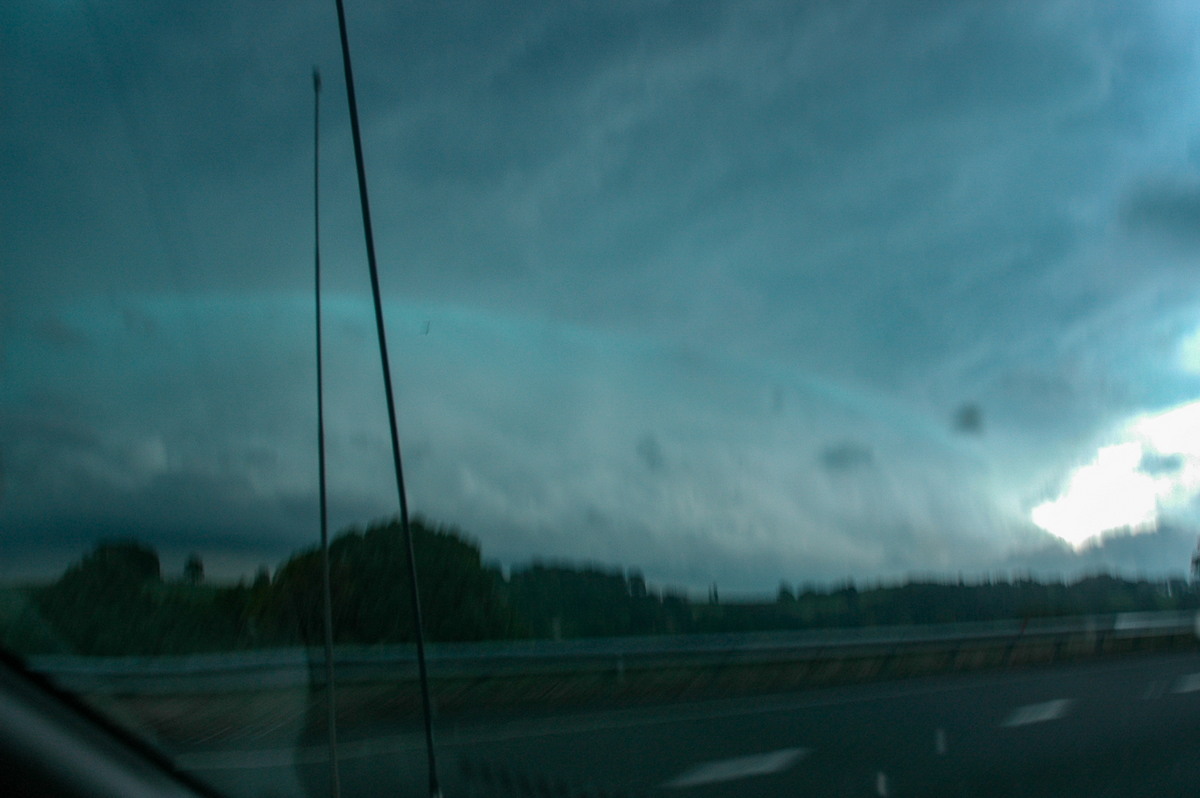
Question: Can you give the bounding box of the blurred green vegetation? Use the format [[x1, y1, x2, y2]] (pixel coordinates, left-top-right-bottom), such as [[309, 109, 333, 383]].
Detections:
[[1, 519, 1197, 656]]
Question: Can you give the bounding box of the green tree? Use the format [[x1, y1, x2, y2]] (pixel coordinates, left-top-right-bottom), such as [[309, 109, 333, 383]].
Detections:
[[260, 518, 521, 644]]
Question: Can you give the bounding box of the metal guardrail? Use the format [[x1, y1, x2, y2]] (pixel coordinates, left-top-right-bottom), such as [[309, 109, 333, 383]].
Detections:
[[28, 610, 1200, 695]]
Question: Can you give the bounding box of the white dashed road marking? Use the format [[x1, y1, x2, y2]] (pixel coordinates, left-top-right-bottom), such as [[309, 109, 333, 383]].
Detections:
[[935, 727, 947, 755], [1173, 673, 1200, 694], [1001, 699, 1072, 727], [663, 747, 808, 789]]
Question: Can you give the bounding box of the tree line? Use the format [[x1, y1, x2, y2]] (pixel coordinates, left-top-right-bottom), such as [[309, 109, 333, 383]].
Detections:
[[1, 517, 1196, 656]]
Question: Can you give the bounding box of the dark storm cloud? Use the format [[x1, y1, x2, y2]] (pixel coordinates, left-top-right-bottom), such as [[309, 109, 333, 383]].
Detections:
[[120, 307, 159, 338], [0, 391, 385, 579], [0, 0, 344, 298], [1121, 178, 1200, 245], [339, 0, 1194, 402], [1140, 452, 1185, 477], [0, 413, 104, 471], [0, 467, 376, 581], [31, 317, 89, 350], [819, 442, 874, 472], [635, 434, 666, 472], [952, 403, 984, 435], [7, 1, 1200, 589]]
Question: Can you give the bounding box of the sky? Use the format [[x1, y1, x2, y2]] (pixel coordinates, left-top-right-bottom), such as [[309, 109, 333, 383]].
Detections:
[[6, 0, 1200, 592]]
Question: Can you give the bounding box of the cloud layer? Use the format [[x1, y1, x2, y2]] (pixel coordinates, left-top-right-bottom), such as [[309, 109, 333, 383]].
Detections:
[[6, 1, 1200, 589]]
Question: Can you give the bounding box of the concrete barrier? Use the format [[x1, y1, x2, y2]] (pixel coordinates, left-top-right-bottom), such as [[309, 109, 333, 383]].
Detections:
[[29, 610, 1200, 696], [26, 611, 1200, 748]]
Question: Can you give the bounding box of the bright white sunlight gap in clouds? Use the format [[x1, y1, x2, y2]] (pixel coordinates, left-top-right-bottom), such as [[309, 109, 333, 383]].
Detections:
[[1032, 400, 1200, 549]]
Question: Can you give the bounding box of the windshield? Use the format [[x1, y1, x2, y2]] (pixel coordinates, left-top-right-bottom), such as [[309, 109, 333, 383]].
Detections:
[[6, 2, 1200, 796]]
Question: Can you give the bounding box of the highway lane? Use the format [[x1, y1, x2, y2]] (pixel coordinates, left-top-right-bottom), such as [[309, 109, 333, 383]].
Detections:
[[188, 651, 1200, 797]]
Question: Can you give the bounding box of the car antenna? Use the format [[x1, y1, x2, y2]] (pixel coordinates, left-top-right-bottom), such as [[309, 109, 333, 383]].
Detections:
[[312, 65, 343, 798], [330, 3, 443, 796]]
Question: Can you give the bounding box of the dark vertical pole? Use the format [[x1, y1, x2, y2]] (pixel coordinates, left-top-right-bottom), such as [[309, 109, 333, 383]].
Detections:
[[330, 3, 442, 796], [313, 67, 342, 798]]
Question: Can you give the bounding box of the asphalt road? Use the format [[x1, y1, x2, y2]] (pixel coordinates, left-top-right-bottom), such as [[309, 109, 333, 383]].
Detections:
[[185, 651, 1200, 797]]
